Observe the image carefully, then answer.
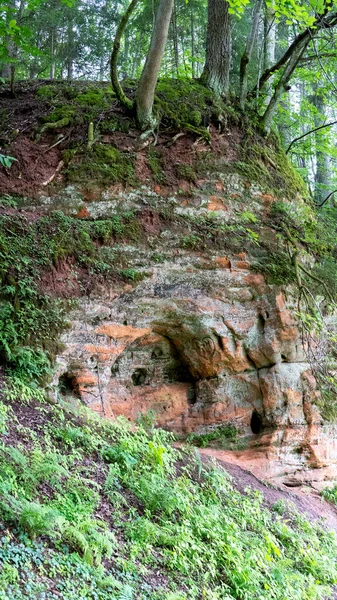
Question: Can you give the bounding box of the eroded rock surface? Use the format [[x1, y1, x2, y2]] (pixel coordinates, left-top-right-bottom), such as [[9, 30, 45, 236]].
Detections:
[[47, 174, 337, 483]]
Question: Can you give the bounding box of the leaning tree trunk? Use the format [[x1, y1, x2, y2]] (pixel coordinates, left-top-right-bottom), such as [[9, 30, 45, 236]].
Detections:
[[135, 0, 174, 129], [200, 0, 231, 98], [260, 36, 310, 133], [110, 0, 139, 110]]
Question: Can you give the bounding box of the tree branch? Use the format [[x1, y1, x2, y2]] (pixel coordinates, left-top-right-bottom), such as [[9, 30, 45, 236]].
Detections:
[[253, 7, 337, 95], [286, 119, 337, 153]]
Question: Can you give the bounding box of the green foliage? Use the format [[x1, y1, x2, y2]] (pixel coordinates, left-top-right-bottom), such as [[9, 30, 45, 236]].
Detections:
[[147, 148, 166, 184], [186, 424, 243, 449], [176, 163, 197, 182], [252, 250, 296, 285], [180, 234, 202, 249], [322, 484, 337, 505], [0, 154, 17, 168], [1, 391, 337, 599]]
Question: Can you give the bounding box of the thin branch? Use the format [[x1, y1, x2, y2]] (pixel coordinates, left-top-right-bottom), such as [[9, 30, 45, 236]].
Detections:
[[286, 119, 337, 153], [316, 189, 337, 207]]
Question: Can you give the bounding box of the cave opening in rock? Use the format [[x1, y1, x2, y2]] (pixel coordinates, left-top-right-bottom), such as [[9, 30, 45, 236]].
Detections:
[[132, 368, 148, 386], [250, 409, 263, 434], [58, 373, 79, 399]]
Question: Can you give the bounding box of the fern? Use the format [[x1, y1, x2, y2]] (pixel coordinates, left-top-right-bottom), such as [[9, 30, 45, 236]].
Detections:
[[117, 585, 134, 600]]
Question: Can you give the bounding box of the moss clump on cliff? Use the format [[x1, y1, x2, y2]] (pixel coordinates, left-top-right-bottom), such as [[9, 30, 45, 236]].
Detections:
[[155, 78, 226, 132], [65, 144, 137, 186]]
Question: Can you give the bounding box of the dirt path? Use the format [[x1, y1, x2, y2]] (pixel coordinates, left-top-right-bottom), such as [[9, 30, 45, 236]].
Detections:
[[198, 447, 337, 531]]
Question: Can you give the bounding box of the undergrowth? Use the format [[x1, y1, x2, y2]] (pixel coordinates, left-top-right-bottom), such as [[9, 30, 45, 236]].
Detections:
[[0, 391, 337, 599], [186, 424, 248, 451]]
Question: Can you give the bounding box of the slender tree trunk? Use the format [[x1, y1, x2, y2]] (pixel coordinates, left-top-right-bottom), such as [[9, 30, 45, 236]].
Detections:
[[312, 84, 331, 204], [50, 27, 56, 80], [263, 3, 276, 103], [67, 16, 74, 80], [200, 0, 231, 98], [190, 0, 195, 78], [239, 0, 264, 108], [135, 0, 174, 129], [110, 0, 139, 109], [171, 0, 179, 76]]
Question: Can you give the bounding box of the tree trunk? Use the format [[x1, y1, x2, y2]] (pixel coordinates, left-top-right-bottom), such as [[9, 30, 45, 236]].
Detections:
[[263, 3, 276, 103], [135, 0, 174, 129], [110, 0, 139, 110], [200, 0, 231, 98], [312, 84, 331, 204], [171, 0, 179, 76], [50, 27, 56, 80], [190, 0, 195, 79], [239, 0, 264, 109], [67, 16, 74, 80]]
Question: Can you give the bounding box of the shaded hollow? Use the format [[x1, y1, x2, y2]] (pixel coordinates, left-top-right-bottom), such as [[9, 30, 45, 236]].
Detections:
[[250, 409, 263, 434], [58, 373, 79, 399]]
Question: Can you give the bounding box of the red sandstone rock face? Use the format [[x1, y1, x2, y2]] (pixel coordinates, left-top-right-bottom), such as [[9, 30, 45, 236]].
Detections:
[[48, 174, 337, 483]]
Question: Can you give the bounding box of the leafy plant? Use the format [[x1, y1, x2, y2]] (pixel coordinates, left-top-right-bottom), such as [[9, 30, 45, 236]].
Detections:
[[0, 154, 17, 168]]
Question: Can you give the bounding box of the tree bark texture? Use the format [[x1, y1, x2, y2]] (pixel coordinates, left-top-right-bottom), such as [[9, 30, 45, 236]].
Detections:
[[200, 0, 231, 98]]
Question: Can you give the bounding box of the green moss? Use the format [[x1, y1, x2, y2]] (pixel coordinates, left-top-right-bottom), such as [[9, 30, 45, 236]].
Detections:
[[43, 106, 76, 124], [176, 163, 197, 182], [155, 78, 228, 132], [147, 148, 166, 184], [66, 144, 137, 186], [36, 85, 57, 99], [75, 90, 110, 107]]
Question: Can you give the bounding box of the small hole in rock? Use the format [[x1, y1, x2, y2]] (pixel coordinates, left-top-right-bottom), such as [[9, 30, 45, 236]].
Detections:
[[187, 384, 197, 405], [123, 320, 128, 326], [250, 410, 263, 434], [111, 362, 119, 377], [151, 347, 163, 359], [132, 368, 147, 386], [58, 373, 79, 399]]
